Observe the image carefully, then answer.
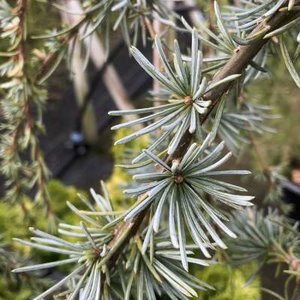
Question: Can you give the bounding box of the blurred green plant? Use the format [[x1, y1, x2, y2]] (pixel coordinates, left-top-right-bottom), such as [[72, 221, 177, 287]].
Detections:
[[0, 180, 85, 299], [0, 235, 51, 300], [196, 263, 261, 300], [106, 127, 149, 210], [0, 180, 83, 244]]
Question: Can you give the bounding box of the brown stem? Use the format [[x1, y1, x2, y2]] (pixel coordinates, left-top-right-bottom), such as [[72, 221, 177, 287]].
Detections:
[[208, 0, 215, 32], [107, 209, 148, 269], [201, 3, 300, 122], [143, 17, 156, 40], [103, 0, 300, 272]]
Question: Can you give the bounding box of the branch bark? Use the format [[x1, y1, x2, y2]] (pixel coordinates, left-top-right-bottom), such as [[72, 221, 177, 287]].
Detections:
[[103, 0, 300, 272], [201, 1, 300, 121]]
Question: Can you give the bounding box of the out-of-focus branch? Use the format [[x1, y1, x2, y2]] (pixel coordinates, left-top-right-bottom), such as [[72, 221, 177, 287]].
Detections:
[[0, 0, 53, 216], [60, 0, 135, 126]]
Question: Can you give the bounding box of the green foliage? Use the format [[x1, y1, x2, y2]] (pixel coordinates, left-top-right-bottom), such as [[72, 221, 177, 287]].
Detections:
[[106, 127, 149, 210], [227, 208, 300, 269], [0, 0, 51, 210], [0, 180, 83, 245], [217, 102, 278, 155], [0, 179, 84, 278], [0, 235, 51, 300], [0, 277, 32, 300], [0, 179, 85, 297], [196, 263, 261, 300], [46, 180, 85, 224], [0, 180, 84, 299]]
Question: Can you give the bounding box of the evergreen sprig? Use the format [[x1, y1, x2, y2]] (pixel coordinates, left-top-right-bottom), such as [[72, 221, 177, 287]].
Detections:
[[124, 134, 253, 266], [217, 102, 278, 154], [34, 0, 173, 56], [227, 208, 300, 282], [224, 0, 289, 32], [109, 31, 240, 155], [182, 1, 237, 56], [13, 184, 121, 299], [0, 0, 52, 211], [13, 185, 213, 299], [224, 0, 300, 87], [0, 236, 50, 297], [122, 232, 213, 300]]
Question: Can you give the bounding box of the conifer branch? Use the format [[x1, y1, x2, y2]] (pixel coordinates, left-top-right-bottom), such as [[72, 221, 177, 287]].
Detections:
[[0, 0, 53, 215], [9, 1, 300, 298], [103, 0, 300, 273]]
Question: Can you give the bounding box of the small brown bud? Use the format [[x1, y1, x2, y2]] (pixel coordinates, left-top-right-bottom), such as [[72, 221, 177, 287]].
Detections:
[[94, 247, 101, 257], [234, 46, 241, 53], [174, 174, 184, 184], [184, 96, 192, 106]]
